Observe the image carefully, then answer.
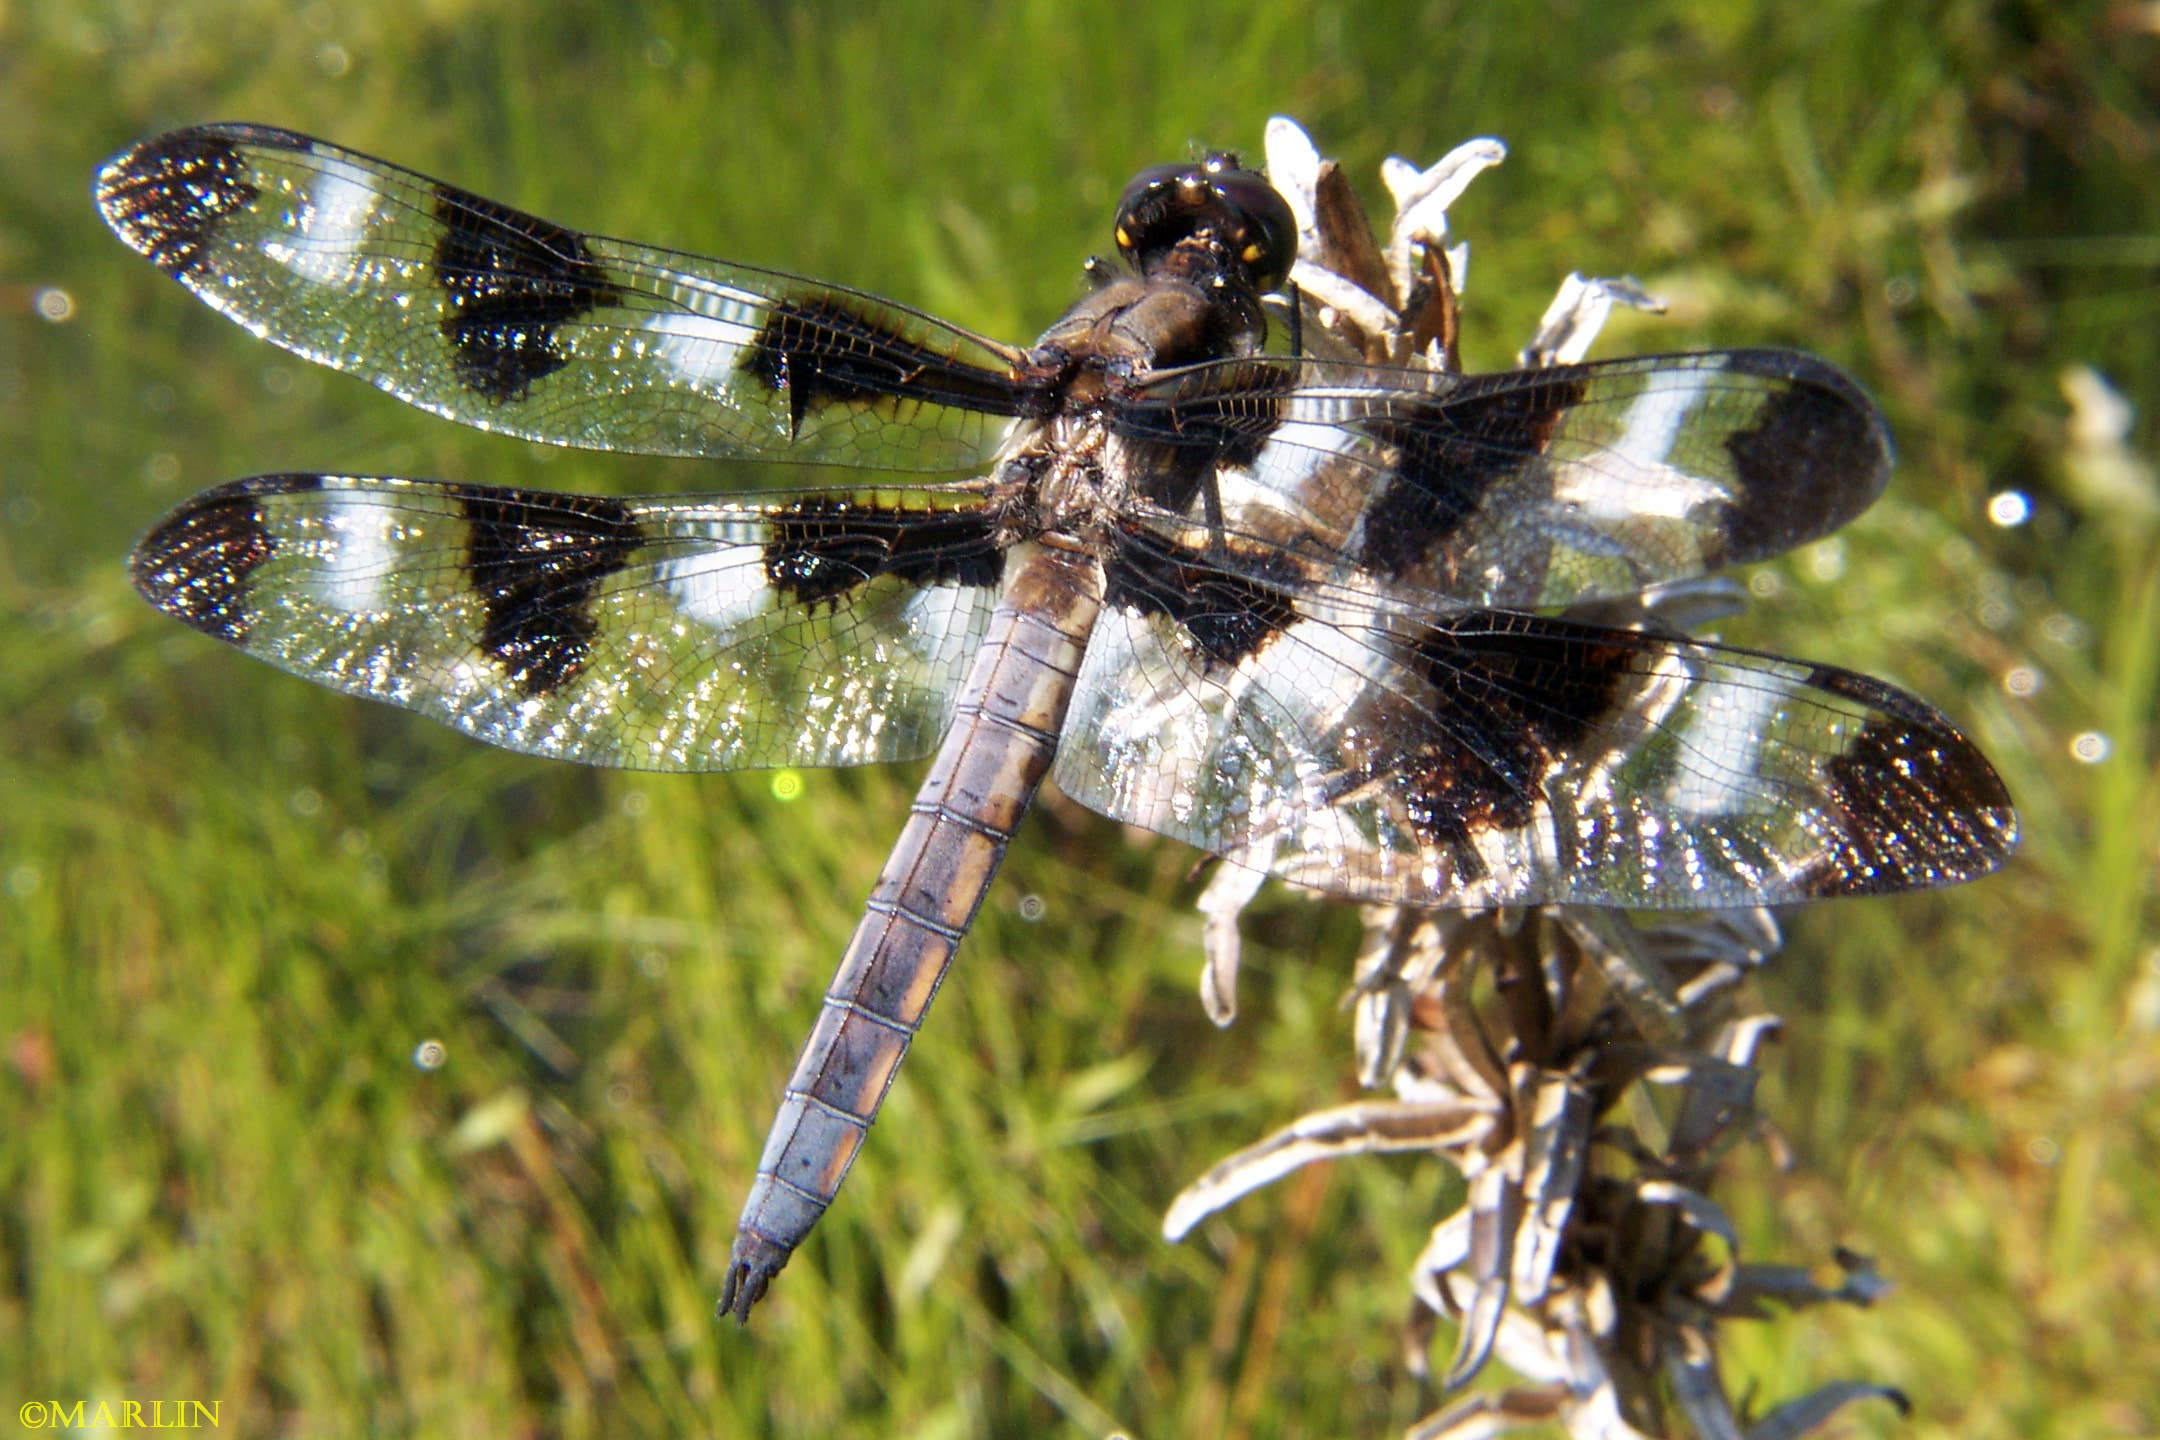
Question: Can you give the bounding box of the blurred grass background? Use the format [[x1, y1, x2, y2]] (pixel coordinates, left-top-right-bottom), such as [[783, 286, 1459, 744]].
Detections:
[[2, 2, 2154, 1436]]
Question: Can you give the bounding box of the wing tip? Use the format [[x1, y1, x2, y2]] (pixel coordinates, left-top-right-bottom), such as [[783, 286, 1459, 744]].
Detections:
[[129, 487, 268, 642], [1802, 665, 2023, 898], [1713, 348, 1896, 562], [96, 127, 261, 278], [1801, 812, 2021, 898], [96, 124, 328, 276], [127, 475, 320, 642]]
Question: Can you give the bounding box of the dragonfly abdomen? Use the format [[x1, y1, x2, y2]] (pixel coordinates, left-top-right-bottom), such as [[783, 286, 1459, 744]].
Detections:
[[720, 540, 1105, 1321]]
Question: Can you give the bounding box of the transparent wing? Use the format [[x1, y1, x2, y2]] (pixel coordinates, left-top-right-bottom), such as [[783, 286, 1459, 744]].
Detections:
[[1057, 533, 2015, 907], [1111, 348, 1891, 612], [96, 124, 1031, 472], [130, 474, 1005, 770]]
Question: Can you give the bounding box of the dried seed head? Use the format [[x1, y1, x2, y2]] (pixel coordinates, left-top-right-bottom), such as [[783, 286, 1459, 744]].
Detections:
[[1171, 118, 1910, 1440]]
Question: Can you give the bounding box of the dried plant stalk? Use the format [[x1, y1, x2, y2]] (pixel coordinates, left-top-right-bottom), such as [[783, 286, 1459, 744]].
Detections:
[[1167, 119, 1911, 1440]]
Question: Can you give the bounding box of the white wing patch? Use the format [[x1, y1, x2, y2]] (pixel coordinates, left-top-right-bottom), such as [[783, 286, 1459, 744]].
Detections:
[[664, 549, 773, 632], [309, 489, 402, 613], [1239, 616, 1402, 730], [638, 283, 766, 387], [641, 312, 747, 387], [1244, 388, 1370, 499], [1663, 659, 1797, 816], [1554, 361, 1728, 521], [264, 152, 381, 289]]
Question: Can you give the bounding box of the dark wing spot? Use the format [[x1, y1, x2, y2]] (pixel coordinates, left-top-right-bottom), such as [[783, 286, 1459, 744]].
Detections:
[[739, 297, 1031, 437], [1110, 360, 1294, 514], [1719, 352, 1892, 563], [1803, 665, 2017, 895], [463, 489, 642, 695], [432, 186, 621, 403], [1103, 529, 1300, 670], [1381, 613, 1637, 865], [763, 500, 1001, 608], [129, 475, 316, 641], [1358, 371, 1587, 580], [96, 130, 261, 279]]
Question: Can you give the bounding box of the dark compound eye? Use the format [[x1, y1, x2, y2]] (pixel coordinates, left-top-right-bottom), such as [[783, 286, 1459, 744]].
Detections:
[[1206, 165, 1297, 292], [1111, 163, 1201, 261], [1112, 157, 1297, 292]]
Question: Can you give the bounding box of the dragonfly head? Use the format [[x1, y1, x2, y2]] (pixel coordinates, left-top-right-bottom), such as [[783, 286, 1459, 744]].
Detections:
[[1113, 153, 1296, 294]]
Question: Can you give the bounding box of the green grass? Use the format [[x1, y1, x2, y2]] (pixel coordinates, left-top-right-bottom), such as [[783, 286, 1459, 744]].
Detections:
[[4, 2, 2155, 1435]]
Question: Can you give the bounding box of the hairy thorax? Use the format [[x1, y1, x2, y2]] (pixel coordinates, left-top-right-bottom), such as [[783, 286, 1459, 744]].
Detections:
[[992, 271, 1253, 548]]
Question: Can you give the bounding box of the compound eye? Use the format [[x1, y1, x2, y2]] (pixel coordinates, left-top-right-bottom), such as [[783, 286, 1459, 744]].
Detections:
[[1112, 163, 1194, 259], [1207, 169, 1297, 292]]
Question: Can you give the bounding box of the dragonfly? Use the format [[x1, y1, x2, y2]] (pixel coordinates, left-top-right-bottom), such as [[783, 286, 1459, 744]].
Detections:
[[97, 123, 2016, 1321]]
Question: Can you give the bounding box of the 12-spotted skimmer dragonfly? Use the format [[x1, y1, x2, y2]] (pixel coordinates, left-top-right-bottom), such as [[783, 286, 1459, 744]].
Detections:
[[98, 124, 2015, 1322]]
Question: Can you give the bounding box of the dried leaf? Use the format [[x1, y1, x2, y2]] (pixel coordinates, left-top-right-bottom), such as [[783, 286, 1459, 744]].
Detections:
[[1195, 860, 1266, 1026], [1310, 158, 1393, 308], [1406, 1387, 1566, 1440], [1663, 1325, 1746, 1440], [1519, 274, 1664, 369], [1163, 1099, 1494, 1240], [1445, 1160, 1523, 1388], [1514, 1072, 1593, 1301], [1745, 1381, 1911, 1440]]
